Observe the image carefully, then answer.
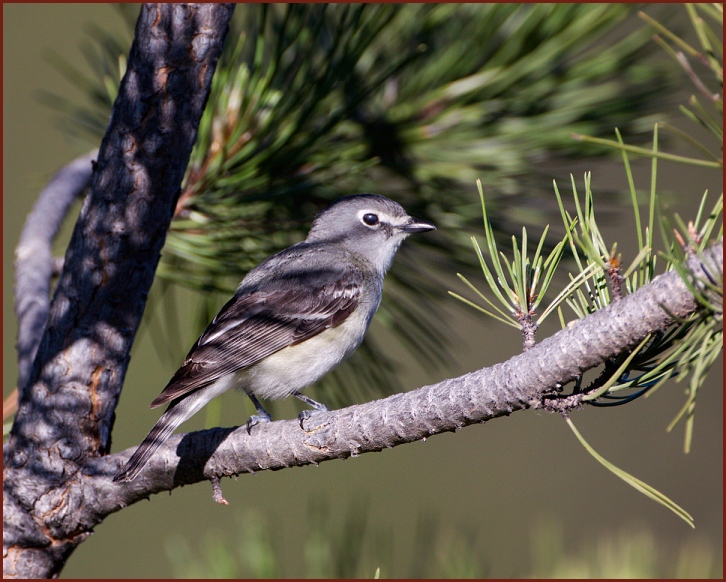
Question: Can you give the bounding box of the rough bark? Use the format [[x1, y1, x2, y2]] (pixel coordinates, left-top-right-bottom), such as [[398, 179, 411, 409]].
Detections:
[[3, 4, 235, 578]]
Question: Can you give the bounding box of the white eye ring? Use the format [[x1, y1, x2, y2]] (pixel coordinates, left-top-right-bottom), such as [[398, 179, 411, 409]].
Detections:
[[362, 213, 379, 226]]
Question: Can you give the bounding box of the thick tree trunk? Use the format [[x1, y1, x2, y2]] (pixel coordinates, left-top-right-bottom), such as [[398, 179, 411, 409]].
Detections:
[[3, 4, 235, 578]]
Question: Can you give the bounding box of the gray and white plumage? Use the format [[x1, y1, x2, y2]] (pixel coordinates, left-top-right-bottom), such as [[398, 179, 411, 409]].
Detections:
[[112, 194, 435, 483]]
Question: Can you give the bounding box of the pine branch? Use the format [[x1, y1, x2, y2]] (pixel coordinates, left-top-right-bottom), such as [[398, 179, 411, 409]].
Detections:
[[92, 241, 721, 508], [13, 149, 98, 393]]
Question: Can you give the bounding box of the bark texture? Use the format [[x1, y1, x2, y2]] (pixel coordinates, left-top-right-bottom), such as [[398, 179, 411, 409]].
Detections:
[[3, 4, 235, 578]]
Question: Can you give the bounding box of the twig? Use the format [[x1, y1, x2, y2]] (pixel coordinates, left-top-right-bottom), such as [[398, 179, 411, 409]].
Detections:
[[606, 256, 626, 302], [13, 150, 97, 393], [517, 311, 538, 351], [210, 476, 229, 505], [675, 51, 721, 104]]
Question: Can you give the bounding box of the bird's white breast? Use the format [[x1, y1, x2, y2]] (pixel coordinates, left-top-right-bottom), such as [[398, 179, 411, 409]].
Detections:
[[236, 295, 378, 400]]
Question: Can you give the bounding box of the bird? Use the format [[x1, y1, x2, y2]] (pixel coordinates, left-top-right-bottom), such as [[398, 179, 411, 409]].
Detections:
[[112, 193, 436, 482]]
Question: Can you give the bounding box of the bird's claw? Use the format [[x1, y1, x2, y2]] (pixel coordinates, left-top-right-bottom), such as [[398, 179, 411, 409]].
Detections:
[[246, 412, 272, 435], [298, 407, 327, 431]]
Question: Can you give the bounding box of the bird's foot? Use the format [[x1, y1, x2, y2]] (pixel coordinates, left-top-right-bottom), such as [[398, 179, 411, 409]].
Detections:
[[293, 391, 329, 430], [298, 407, 329, 431], [246, 411, 272, 435]]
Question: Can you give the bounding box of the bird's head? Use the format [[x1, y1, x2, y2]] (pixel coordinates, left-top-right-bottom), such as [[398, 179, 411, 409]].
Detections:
[[306, 194, 436, 274]]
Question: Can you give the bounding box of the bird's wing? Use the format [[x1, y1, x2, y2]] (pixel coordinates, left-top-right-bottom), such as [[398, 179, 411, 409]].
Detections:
[[149, 264, 363, 407]]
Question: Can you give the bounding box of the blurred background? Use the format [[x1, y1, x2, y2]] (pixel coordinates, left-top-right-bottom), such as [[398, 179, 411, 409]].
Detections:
[[3, 4, 722, 578]]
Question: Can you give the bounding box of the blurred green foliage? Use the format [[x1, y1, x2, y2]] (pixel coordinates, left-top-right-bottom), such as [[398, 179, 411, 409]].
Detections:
[[576, 4, 722, 169], [162, 505, 721, 578], [42, 3, 681, 409]]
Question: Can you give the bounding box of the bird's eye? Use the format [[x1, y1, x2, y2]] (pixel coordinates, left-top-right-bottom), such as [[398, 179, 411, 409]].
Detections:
[[362, 213, 379, 226]]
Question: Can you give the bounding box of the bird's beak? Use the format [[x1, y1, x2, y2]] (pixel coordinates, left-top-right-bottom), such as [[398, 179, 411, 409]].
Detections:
[[398, 217, 436, 234]]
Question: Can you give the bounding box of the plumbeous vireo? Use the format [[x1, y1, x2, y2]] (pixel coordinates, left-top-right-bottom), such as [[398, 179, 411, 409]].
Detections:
[[113, 193, 435, 482]]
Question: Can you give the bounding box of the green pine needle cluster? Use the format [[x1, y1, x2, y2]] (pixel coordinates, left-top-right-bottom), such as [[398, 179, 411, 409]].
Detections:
[[450, 4, 722, 525], [454, 132, 721, 526]]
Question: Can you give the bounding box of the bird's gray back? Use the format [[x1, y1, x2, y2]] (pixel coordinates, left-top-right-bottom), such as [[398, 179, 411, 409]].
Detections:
[[240, 241, 378, 296]]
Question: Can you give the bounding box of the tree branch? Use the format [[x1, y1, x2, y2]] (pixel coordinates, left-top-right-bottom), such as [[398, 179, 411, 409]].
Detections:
[[13, 149, 98, 393], [89, 242, 721, 513], [3, 4, 235, 578]]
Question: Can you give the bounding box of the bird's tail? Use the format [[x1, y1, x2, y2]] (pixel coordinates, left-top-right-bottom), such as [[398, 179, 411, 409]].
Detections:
[[112, 390, 208, 483]]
